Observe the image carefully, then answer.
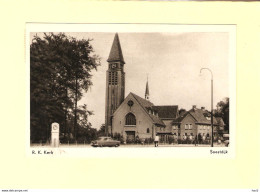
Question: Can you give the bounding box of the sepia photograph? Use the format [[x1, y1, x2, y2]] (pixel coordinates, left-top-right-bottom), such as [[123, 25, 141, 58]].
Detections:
[[2, 1, 260, 191], [28, 24, 235, 156]]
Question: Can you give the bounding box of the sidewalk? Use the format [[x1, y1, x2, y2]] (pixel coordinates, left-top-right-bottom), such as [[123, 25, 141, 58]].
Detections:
[[30, 143, 227, 148]]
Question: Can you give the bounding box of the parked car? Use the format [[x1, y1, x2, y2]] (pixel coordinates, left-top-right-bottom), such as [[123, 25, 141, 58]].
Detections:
[[223, 134, 229, 147], [91, 137, 120, 147]]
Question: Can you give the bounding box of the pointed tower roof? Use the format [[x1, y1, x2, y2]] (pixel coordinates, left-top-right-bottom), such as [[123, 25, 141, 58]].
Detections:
[[145, 75, 149, 100], [107, 33, 125, 64], [145, 80, 149, 96]]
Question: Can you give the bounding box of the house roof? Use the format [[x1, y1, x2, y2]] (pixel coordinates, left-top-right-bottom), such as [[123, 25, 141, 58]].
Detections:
[[151, 105, 179, 119], [172, 108, 218, 125], [130, 93, 165, 127], [107, 33, 125, 64]]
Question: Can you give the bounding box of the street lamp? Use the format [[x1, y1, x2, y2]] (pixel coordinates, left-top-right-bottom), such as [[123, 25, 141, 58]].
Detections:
[[200, 68, 214, 147]]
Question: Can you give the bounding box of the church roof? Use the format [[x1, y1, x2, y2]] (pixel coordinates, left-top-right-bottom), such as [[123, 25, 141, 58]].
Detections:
[[107, 33, 125, 64], [152, 105, 179, 119], [130, 93, 165, 127], [131, 92, 154, 108]]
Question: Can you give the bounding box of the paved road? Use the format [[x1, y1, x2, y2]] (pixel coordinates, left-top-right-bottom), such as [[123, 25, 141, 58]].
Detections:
[[31, 143, 227, 148]]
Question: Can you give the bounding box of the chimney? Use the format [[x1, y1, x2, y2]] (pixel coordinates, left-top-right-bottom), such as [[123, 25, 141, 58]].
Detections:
[[192, 105, 196, 110]]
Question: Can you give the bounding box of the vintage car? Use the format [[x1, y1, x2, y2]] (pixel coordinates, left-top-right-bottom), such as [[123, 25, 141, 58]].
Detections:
[[91, 137, 120, 147]]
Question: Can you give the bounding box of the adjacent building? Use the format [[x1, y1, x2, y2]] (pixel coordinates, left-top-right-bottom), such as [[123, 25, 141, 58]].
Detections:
[[172, 106, 219, 140]]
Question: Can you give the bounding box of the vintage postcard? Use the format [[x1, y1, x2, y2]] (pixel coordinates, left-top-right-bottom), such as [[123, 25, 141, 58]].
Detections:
[[26, 23, 236, 158]]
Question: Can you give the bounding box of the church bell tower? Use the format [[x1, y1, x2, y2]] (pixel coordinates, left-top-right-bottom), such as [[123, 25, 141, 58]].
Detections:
[[105, 33, 125, 135]]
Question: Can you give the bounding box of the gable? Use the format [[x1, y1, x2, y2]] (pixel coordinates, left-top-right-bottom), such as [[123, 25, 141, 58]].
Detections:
[[181, 113, 198, 124], [113, 93, 165, 127]]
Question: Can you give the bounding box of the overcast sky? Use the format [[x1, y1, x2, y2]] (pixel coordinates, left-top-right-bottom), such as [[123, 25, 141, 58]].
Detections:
[[31, 32, 229, 129]]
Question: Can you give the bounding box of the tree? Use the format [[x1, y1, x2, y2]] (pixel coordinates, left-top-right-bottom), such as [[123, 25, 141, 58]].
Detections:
[[214, 97, 229, 132], [97, 124, 106, 137], [30, 33, 100, 143], [179, 108, 187, 116]]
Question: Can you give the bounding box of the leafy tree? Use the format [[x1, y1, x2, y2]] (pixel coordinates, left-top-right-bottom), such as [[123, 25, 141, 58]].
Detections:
[[214, 97, 229, 132], [97, 124, 106, 137], [179, 108, 187, 116], [30, 33, 100, 143]]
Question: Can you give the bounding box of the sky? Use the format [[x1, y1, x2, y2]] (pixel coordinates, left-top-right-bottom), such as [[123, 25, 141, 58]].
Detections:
[[30, 32, 230, 129]]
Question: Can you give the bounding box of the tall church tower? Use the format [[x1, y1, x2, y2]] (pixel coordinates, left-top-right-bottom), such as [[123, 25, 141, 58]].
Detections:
[[105, 33, 125, 135]]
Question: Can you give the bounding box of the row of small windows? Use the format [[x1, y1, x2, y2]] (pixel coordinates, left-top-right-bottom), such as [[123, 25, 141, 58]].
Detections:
[[159, 127, 166, 131], [172, 125, 180, 130], [198, 125, 210, 130], [108, 72, 118, 85], [170, 133, 210, 137], [185, 124, 193, 130], [172, 124, 211, 130]]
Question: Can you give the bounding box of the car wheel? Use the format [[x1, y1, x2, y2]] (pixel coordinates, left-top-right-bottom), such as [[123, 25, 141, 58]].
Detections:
[[115, 144, 119, 147]]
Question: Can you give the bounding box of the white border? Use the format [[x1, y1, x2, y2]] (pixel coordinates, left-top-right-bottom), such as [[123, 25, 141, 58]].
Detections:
[[26, 23, 236, 158]]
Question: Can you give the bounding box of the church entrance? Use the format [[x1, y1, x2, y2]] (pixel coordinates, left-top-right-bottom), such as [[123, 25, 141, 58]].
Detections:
[[125, 131, 135, 142]]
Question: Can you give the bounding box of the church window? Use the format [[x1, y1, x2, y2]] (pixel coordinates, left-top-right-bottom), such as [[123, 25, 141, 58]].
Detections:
[[127, 100, 134, 107], [147, 128, 150, 133], [125, 113, 136, 126]]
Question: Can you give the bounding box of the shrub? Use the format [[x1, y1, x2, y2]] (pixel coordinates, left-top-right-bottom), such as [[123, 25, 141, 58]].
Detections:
[[126, 138, 134, 144], [168, 136, 174, 144], [135, 135, 141, 144]]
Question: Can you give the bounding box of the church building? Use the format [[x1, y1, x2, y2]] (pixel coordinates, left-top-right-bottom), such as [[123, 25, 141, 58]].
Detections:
[[105, 33, 179, 142]]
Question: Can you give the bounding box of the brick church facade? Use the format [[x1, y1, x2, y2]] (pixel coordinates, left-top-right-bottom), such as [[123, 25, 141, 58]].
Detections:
[[105, 33, 221, 142]]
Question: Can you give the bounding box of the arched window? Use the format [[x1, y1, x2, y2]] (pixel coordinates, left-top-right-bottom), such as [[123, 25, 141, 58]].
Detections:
[[125, 113, 136, 126], [147, 128, 150, 133]]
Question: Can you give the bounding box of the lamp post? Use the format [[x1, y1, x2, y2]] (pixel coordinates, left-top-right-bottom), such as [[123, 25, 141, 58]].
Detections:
[[200, 68, 214, 147]]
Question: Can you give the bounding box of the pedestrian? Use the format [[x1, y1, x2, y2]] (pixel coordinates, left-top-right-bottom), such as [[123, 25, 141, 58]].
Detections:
[[198, 133, 202, 144], [202, 135, 206, 145], [189, 135, 192, 144], [183, 134, 187, 144], [174, 134, 177, 144], [154, 134, 159, 147], [194, 135, 198, 146]]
